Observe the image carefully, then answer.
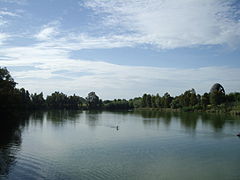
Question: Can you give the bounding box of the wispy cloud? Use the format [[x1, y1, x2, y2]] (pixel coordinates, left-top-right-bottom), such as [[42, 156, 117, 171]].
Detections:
[[35, 26, 58, 41], [0, 33, 10, 45], [0, 0, 27, 5], [0, 8, 21, 28], [84, 0, 240, 49], [35, 22, 60, 41], [0, 10, 18, 17], [0, 44, 239, 99], [0, 0, 239, 99]]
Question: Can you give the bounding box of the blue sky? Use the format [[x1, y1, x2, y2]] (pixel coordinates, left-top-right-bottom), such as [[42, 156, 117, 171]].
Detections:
[[0, 0, 240, 99]]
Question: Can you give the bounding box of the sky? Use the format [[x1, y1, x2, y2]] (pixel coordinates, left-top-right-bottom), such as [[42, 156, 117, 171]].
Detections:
[[0, 0, 240, 99]]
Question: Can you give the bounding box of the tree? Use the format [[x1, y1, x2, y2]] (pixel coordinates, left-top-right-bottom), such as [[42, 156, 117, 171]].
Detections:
[[151, 95, 156, 108], [155, 93, 161, 108], [0, 67, 18, 110], [0, 67, 16, 91], [46, 92, 67, 109], [189, 89, 198, 106], [132, 97, 142, 108], [142, 94, 147, 107], [210, 83, 226, 106], [171, 97, 180, 109], [201, 93, 209, 108], [163, 92, 172, 108], [146, 94, 152, 107], [68, 94, 83, 109], [19, 88, 31, 109], [31, 92, 45, 109], [86, 92, 101, 109], [210, 91, 225, 106]]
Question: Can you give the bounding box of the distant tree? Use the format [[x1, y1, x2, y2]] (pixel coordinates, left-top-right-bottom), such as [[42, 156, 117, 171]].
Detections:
[[210, 91, 225, 106], [19, 88, 31, 109], [130, 97, 142, 108], [0, 67, 16, 90], [151, 95, 156, 108], [189, 89, 198, 106], [46, 92, 67, 109], [171, 97, 181, 109], [201, 93, 210, 108], [31, 92, 45, 109], [68, 94, 83, 109], [86, 92, 101, 109], [146, 94, 152, 107], [210, 83, 226, 106], [163, 92, 172, 108], [155, 93, 161, 108], [142, 94, 147, 107]]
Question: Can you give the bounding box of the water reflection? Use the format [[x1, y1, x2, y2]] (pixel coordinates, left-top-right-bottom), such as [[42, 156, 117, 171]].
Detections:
[[0, 110, 240, 179], [0, 111, 30, 177], [46, 110, 82, 126], [134, 110, 240, 132], [85, 111, 102, 128]]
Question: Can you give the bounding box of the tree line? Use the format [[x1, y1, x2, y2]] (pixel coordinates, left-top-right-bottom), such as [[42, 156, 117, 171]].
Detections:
[[1, 67, 240, 113]]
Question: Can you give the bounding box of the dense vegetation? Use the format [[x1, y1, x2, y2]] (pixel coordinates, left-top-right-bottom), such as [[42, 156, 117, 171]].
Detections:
[[1, 67, 240, 114]]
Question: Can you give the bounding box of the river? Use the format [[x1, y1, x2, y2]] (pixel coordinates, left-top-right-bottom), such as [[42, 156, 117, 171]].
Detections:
[[0, 110, 240, 180]]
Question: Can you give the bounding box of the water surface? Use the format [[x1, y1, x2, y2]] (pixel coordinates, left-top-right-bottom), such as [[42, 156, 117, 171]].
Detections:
[[0, 110, 240, 180]]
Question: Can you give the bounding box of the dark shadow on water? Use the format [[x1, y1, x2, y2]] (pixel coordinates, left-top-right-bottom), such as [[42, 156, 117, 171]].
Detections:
[[0, 110, 30, 177]]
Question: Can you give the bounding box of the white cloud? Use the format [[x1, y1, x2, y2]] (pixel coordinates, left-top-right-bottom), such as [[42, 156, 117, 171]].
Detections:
[[0, 0, 27, 5], [0, 44, 239, 99], [0, 10, 18, 17], [35, 21, 60, 41], [0, 33, 9, 45], [84, 0, 240, 49], [0, 1, 239, 99], [0, 8, 21, 28], [37, 33, 143, 50], [8, 0, 239, 52], [0, 17, 7, 26], [35, 26, 58, 41]]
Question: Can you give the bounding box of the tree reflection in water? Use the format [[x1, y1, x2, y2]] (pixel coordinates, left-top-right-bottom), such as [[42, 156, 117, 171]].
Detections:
[[46, 110, 82, 126], [0, 111, 30, 177], [135, 110, 240, 133], [1, 110, 239, 178], [85, 110, 102, 128]]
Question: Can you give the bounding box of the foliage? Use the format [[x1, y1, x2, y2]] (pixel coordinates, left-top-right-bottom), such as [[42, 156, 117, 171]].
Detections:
[[103, 99, 130, 110], [86, 92, 102, 109], [1, 67, 240, 114]]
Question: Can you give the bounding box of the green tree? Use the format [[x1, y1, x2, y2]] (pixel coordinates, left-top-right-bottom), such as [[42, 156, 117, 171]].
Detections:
[[155, 93, 161, 108], [151, 95, 156, 108], [0, 67, 16, 90], [131, 97, 142, 108], [142, 94, 147, 107], [189, 89, 198, 106], [210, 91, 225, 106], [146, 94, 152, 107], [31, 92, 45, 109], [201, 93, 210, 108], [0, 67, 18, 109], [163, 92, 172, 108], [68, 94, 83, 109], [86, 92, 101, 109]]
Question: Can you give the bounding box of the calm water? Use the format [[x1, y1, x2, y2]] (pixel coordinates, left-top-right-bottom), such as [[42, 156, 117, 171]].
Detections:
[[0, 110, 240, 180]]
